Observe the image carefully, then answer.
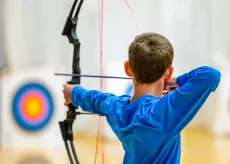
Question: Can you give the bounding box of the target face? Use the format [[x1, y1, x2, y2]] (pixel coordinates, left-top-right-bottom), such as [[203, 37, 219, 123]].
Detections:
[[12, 82, 54, 132]]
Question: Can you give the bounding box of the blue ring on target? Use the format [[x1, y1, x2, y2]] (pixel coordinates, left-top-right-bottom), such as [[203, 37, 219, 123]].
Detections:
[[12, 82, 54, 132]]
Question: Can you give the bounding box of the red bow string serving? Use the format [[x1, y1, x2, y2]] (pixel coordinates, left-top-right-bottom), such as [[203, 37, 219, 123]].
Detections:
[[94, 0, 105, 163], [94, 0, 139, 163]]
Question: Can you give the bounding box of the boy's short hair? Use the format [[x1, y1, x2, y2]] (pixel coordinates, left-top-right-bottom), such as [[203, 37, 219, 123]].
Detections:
[[128, 32, 174, 84]]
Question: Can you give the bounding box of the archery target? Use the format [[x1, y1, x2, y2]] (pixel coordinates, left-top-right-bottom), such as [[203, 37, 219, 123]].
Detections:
[[12, 82, 54, 132], [0, 67, 69, 164]]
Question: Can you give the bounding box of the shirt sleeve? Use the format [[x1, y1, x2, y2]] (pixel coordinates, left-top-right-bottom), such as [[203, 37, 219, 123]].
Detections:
[[153, 66, 221, 134], [71, 86, 116, 116]]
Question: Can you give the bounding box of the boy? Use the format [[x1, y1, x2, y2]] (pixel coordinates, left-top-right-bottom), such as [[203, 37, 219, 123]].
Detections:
[[63, 32, 221, 164]]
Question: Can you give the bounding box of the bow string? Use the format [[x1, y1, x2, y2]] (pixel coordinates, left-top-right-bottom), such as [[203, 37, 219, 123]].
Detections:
[[95, 0, 104, 163]]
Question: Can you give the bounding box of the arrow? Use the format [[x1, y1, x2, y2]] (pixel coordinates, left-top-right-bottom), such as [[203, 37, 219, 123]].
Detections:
[[55, 73, 132, 80]]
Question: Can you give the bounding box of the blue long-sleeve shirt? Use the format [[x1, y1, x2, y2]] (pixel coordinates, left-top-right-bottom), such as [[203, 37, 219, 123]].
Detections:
[[71, 66, 221, 164]]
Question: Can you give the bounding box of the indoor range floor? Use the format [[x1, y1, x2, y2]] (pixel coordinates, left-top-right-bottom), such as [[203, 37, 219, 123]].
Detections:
[[0, 127, 230, 164]]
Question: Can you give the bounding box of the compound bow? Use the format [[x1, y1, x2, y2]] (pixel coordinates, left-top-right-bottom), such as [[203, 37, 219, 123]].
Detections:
[[57, 0, 138, 164], [58, 1, 89, 164]]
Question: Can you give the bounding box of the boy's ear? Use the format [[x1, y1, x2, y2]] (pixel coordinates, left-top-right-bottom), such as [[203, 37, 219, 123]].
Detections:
[[164, 66, 174, 81], [124, 61, 133, 77]]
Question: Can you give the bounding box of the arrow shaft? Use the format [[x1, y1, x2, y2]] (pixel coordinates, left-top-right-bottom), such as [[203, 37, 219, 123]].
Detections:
[[55, 73, 132, 80], [55, 73, 179, 88]]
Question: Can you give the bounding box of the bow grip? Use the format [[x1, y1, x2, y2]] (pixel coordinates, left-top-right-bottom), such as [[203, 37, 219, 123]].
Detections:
[[67, 43, 81, 110], [59, 44, 81, 141], [59, 76, 80, 141]]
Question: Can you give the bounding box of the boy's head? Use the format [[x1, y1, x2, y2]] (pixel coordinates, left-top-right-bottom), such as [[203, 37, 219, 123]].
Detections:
[[125, 32, 174, 84]]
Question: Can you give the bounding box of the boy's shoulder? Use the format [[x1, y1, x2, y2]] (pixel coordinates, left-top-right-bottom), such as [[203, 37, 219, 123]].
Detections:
[[116, 94, 132, 103], [116, 95, 160, 107]]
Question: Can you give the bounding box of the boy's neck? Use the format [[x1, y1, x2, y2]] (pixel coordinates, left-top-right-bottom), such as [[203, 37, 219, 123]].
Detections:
[[130, 79, 164, 103]]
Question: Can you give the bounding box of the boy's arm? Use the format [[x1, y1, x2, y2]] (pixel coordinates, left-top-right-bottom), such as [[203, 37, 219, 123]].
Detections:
[[71, 86, 116, 116], [153, 66, 221, 134]]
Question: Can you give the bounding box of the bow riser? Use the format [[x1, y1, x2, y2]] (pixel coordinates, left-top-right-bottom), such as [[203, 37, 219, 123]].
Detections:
[[59, 1, 84, 164]]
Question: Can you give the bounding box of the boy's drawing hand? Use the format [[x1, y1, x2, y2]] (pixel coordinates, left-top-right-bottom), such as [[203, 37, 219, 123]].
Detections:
[[63, 84, 76, 106], [164, 77, 179, 94]]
